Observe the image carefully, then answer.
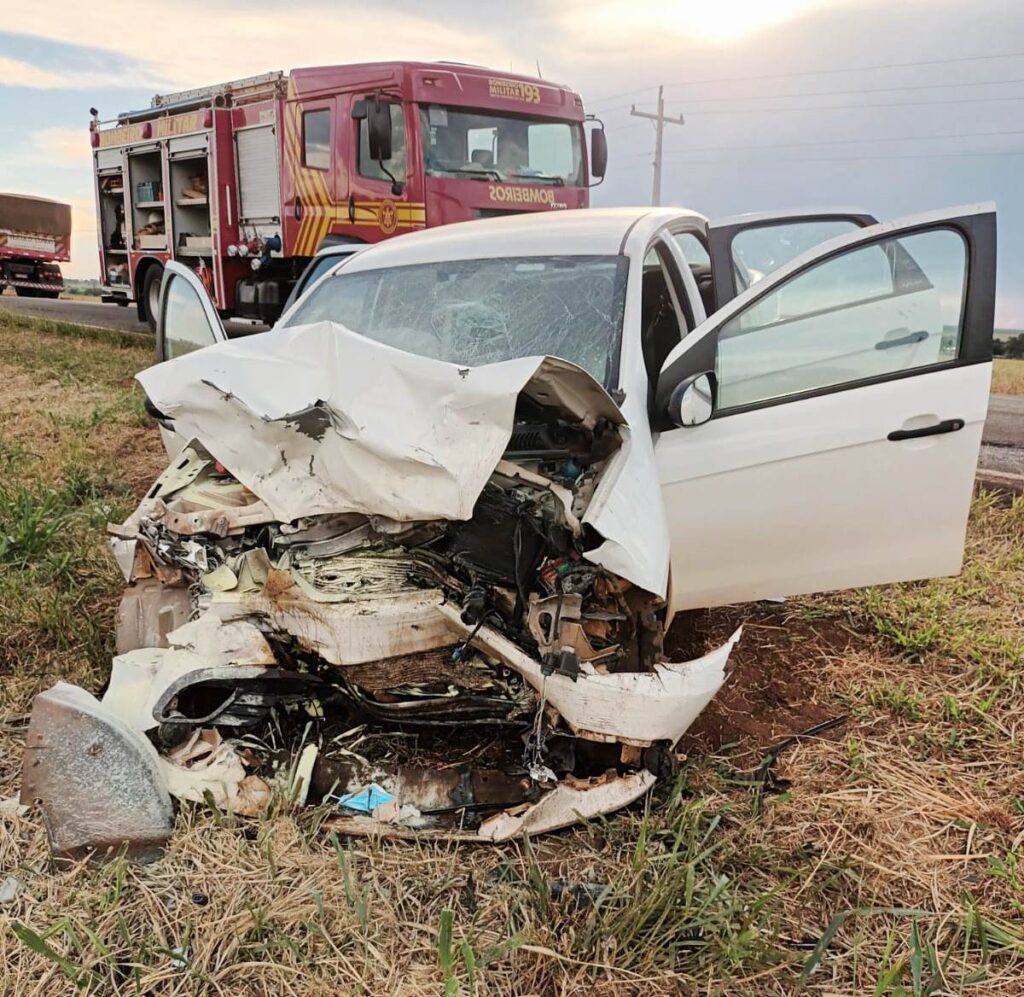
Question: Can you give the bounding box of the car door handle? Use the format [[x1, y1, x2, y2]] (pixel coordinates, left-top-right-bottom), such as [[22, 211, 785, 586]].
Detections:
[[887, 418, 964, 441], [875, 329, 928, 350]]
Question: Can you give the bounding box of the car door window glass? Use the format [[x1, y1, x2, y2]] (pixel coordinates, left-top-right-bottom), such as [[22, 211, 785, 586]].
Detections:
[[672, 232, 710, 267], [303, 110, 331, 170], [716, 228, 967, 409], [358, 103, 407, 182], [161, 274, 220, 360], [299, 254, 347, 297], [731, 219, 862, 292]]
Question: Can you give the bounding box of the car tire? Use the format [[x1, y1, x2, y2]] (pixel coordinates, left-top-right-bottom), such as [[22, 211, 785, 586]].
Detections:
[[141, 264, 164, 332]]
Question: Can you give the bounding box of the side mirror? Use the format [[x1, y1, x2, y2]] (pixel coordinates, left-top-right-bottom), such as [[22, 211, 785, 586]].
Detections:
[[589, 126, 607, 180], [367, 99, 393, 163], [667, 372, 716, 428]]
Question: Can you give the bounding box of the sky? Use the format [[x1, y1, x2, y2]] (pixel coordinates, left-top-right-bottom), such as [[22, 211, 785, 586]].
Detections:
[[0, 0, 1022, 325]]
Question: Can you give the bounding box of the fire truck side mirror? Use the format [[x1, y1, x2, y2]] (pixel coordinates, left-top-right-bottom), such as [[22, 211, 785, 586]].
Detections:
[[365, 99, 393, 163], [590, 126, 608, 180]]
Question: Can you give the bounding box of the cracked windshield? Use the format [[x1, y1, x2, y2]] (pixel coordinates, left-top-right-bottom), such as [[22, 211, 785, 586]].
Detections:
[[420, 105, 583, 184], [286, 255, 628, 383]]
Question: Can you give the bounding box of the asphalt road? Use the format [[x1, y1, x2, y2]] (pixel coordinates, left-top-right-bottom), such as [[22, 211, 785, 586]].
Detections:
[[984, 394, 1024, 447], [0, 292, 151, 334]]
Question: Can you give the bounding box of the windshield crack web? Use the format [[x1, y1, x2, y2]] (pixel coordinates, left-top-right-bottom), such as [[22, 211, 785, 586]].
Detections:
[[292, 257, 627, 385]]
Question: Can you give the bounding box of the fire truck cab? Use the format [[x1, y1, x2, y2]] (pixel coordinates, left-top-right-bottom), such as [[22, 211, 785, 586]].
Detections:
[[90, 62, 606, 329]]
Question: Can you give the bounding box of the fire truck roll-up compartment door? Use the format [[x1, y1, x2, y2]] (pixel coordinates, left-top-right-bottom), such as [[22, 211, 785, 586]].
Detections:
[[236, 125, 281, 223], [96, 149, 122, 171], [168, 134, 209, 158]]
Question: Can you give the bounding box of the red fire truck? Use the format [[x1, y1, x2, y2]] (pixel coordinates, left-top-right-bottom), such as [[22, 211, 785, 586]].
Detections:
[[0, 193, 71, 298], [89, 62, 606, 329]]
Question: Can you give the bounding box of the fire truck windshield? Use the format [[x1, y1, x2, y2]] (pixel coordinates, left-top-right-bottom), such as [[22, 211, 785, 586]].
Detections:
[[419, 106, 583, 186]]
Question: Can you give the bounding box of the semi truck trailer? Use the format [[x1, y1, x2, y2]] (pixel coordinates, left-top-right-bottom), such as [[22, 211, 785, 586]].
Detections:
[[0, 193, 71, 298]]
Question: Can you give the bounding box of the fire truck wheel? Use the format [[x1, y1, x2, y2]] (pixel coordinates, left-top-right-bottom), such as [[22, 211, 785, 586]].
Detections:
[[142, 265, 164, 332], [14, 287, 38, 297], [39, 291, 61, 299]]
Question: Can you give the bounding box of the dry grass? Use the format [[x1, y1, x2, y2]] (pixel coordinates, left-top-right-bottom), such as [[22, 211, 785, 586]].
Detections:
[[1, 318, 1023, 995], [992, 358, 1024, 396]]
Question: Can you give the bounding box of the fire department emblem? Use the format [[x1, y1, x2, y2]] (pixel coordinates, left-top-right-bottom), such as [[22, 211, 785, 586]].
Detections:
[[378, 199, 398, 235]]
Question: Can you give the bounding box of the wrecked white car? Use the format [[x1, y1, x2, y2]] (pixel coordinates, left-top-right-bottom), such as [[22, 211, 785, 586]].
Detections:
[[21, 204, 996, 860]]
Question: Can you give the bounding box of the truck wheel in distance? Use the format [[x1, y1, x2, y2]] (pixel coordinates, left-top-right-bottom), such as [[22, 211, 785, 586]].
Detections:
[[39, 290, 61, 299], [115, 298, 130, 307], [14, 287, 38, 297], [141, 264, 164, 332]]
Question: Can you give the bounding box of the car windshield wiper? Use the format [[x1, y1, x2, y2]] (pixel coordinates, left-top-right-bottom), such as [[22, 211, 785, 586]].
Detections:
[[426, 166, 502, 182], [508, 172, 565, 186]]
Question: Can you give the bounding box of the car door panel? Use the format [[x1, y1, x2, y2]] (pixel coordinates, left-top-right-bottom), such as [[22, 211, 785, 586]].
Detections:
[[657, 361, 989, 609], [655, 204, 996, 612], [155, 261, 228, 455]]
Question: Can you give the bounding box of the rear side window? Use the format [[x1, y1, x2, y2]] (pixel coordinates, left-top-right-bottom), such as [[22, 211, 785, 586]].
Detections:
[[730, 219, 861, 292], [303, 110, 331, 170]]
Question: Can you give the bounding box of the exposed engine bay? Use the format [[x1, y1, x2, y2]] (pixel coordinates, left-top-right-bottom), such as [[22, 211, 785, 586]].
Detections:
[[20, 324, 738, 859]]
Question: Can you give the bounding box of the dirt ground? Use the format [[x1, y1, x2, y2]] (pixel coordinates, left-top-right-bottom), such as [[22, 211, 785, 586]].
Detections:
[[1, 313, 1023, 995]]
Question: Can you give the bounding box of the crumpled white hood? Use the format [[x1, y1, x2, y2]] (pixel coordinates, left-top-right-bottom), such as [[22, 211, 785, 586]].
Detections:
[[138, 320, 670, 597]]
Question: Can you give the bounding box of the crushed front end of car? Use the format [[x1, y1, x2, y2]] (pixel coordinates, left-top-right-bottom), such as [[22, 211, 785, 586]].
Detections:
[[20, 321, 739, 860]]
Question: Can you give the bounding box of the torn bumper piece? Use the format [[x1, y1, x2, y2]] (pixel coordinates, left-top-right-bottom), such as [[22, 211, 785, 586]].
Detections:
[[20, 684, 173, 864], [21, 332, 741, 860]]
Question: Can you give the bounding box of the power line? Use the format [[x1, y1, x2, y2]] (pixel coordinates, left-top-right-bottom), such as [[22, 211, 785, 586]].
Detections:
[[657, 76, 1024, 104], [661, 149, 1024, 166], [595, 90, 1024, 117], [588, 49, 1024, 104], [677, 93, 1024, 115], [619, 126, 1024, 158]]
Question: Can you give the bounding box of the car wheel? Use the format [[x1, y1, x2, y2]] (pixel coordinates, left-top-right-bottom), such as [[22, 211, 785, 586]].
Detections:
[[141, 264, 164, 332]]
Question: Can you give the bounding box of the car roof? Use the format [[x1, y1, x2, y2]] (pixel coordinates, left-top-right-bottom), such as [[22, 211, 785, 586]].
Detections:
[[338, 207, 709, 274]]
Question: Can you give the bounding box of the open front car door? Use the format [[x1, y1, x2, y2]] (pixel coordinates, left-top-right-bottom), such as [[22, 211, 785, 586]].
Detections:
[[655, 204, 996, 612], [153, 262, 229, 456], [155, 261, 228, 364]]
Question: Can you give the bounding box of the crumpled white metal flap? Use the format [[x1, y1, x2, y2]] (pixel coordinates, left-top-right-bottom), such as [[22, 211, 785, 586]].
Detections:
[[137, 319, 670, 596]]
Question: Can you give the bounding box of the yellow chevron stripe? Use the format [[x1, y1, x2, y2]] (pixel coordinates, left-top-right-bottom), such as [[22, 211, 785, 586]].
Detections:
[[287, 102, 321, 256]]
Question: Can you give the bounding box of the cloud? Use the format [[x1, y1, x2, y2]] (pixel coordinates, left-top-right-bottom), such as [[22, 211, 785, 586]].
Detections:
[[0, 56, 122, 89], [2, 2, 510, 94], [29, 128, 93, 171]]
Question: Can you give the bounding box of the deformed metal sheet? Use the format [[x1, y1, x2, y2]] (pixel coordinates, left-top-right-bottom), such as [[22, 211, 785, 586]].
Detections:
[[136, 321, 670, 597], [439, 603, 741, 745]]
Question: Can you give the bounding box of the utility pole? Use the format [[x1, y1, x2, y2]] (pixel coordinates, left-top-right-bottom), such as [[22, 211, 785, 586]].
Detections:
[[630, 86, 685, 206]]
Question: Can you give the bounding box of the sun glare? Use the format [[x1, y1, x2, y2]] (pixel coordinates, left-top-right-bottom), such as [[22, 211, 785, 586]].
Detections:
[[588, 0, 832, 44], [667, 0, 824, 41]]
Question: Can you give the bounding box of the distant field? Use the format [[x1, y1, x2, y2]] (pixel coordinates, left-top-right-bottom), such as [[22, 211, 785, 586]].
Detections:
[[993, 358, 1024, 395]]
